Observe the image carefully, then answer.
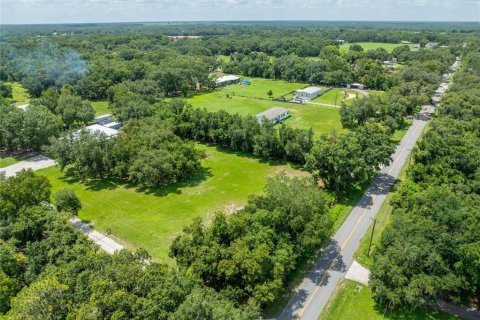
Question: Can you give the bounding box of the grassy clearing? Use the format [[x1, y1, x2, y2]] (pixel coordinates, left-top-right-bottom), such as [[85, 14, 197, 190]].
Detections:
[[339, 42, 416, 53], [188, 81, 344, 136], [319, 279, 458, 320], [6, 82, 30, 106], [91, 100, 110, 116], [36, 144, 306, 262], [312, 88, 361, 106]]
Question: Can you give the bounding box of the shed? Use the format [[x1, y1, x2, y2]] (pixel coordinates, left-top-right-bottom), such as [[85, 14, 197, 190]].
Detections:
[[295, 87, 322, 101], [256, 107, 290, 124], [241, 79, 251, 85]]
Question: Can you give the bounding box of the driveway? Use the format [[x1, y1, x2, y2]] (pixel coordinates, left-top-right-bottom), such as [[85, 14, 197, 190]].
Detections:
[[1, 155, 56, 177]]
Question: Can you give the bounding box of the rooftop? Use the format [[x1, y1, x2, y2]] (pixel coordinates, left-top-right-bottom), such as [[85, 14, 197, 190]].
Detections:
[[297, 86, 321, 94], [256, 107, 289, 120], [85, 124, 119, 137], [215, 75, 240, 83]]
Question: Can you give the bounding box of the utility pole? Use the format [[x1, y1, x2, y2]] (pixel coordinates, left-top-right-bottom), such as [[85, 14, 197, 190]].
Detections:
[[367, 217, 380, 257]]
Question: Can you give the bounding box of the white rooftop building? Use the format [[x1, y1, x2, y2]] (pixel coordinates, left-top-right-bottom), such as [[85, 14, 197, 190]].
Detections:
[[81, 124, 119, 138], [256, 107, 290, 124], [17, 104, 30, 110], [295, 87, 322, 101], [215, 75, 240, 86]]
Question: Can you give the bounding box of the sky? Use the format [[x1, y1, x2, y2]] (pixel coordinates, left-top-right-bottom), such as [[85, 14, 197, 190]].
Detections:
[[1, 0, 479, 24]]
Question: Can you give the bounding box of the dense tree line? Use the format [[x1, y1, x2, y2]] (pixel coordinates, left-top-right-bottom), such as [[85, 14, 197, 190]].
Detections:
[[171, 173, 332, 306], [370, 44, 480, 310], [0, 170, 258, 319], [47, 117, 204, 187]]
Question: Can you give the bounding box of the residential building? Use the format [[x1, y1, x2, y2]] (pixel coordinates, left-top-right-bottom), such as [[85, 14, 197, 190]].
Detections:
[[256, 107, 290, 124]]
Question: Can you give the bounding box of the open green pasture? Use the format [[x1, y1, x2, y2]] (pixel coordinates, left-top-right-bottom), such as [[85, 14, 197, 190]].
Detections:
[[6, 82, 30, 106], [311, 88, 361, 106], [91, 100, 110, 116], [212, 77, 307, 100], [319, 279, 457, 320], [188, 80, 344, 135], [339, 42, 416, 53], [36, 144, 305, 261]]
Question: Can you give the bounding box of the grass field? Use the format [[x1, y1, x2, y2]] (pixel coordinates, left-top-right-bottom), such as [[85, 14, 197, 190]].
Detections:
[[36, 144, 305, 261], [339, 42, 416, 53], [91, 100, 110, 116], [311, 88, 361, 106], [319, 279, 458, 320], [188, 79, 344, 135], [6, 82, 30, 106]]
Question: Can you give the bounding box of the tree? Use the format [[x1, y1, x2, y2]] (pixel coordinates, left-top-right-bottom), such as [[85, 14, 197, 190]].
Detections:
[[55, 93, 94, 128], [54, 188, 82, 214], [8, 277, 68, 320], [267, 89, 273, 98]]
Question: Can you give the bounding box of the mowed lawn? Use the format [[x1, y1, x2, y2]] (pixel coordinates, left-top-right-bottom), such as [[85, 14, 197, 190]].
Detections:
[[319, 279, 457, 320], [6, 82, 30, 106], [91, 100, 110, 116], [210, 77, 307, 100], [36, 144, 305, 261], [188, 80, 344, 135], [311, 88, 362, 106], [339, 42, 416, 53]]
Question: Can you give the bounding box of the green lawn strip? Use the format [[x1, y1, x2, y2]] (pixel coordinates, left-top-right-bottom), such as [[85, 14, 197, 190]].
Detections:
[[217, 77, 308, 100], [36, 144, 305, 262], [6, 82, 30, 106], [318, 279, 458, 320], [391, 120, 413, 144], [90, 100, 110, 116], [339, 42, 416, 53]]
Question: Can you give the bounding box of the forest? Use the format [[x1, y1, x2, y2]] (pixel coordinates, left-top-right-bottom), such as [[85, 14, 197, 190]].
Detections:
[[1, 22, 479, 318], [370, 42, 480, 310]]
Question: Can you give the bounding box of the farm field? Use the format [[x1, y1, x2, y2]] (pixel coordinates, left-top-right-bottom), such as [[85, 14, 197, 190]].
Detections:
[[339, 42, 416, 53], [319, 279, 457, 320], [6, 82, 30, 106], [36, 144, 305, 261], [91, 100, 110, 116], [188, 79, 345, 135]]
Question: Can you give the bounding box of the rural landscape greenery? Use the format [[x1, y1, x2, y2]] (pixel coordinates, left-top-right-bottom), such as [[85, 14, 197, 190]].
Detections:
[[0, 20, 479, 320]]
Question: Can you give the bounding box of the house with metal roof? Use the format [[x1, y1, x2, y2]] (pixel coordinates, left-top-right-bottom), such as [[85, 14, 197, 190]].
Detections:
[[215, 75, 240, 86], [295, 87, 322, 101], [256, 107, 290, 124]]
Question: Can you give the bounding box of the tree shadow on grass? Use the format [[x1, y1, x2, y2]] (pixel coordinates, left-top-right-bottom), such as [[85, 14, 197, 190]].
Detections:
[[59, 166, 213, 198]]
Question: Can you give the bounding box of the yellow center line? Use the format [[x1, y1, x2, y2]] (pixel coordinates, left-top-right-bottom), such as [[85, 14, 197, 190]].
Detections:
[[295, 121, 424, 319]]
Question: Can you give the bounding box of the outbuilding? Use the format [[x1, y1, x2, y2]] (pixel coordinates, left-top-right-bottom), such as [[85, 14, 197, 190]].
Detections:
[[83, 124, 119, 138], [256, 107, 290, 124], [295, 87, 322, 101], [215, 75, 240, 86]]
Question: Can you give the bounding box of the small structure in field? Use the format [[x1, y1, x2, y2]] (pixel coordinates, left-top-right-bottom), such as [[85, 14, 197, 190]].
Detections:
[[256, 107, 290, 124], [241, 79, 251, 85], [295, 87, 322, 101], [215, 75, 240, 86]]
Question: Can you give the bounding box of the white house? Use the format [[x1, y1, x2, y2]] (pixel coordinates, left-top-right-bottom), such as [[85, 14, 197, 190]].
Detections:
[[295, 87, 322, 101], [256, 107, 290, 124], [94, 114, 121, 129], [215, 75, 240, 86], [79, 124, 119, 138], [17, 104, 30, 111]]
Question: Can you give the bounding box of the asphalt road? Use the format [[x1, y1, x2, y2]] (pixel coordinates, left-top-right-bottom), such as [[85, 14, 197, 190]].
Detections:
[[278, 105, 436, 320]]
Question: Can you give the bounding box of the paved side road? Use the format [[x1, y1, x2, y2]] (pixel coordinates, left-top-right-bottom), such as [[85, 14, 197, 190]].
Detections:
[[70, 217, 124, 254], [1, 155, 56, 177], [278, 105, 435, 320]]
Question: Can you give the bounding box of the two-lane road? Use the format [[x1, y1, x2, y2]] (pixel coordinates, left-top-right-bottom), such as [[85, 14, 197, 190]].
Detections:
[[278, 104, 435, 320]]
